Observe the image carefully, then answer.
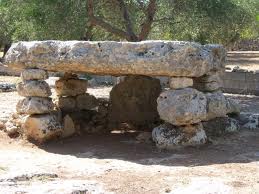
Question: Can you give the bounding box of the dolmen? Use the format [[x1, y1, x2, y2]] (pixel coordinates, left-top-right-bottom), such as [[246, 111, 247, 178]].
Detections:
[[4, 41, 240, 148]]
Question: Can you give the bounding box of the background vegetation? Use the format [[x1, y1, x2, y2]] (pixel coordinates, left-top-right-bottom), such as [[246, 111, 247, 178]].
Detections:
[[0, 0, 258, 53]]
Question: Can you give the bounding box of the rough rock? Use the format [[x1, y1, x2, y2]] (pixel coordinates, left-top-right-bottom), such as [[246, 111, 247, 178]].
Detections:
[[4, 121, 20, 136], [226, 98, 240, 115], [193, 73, 222, 92], [62, 115, 76, 138], [205, 92, 228, 120], [55, 78, 87, 96], [241, 114, 259, 130], [157, 88, 207, 126], [109, 75, 161, 126], [193, 81, 221, 92], [23, 113, 62, 143], [17, 81, 51, 97], [76, 93, 99, 110], [0, 83, 16, 92], [152, 123, 207, 149], [5, 41, 226, 77], [56, 96, 76, 112], [16, 97, 54, 115], [21, 69, 48, 81], [0, 121, 5, 129], [169, 77, 193, 89], [202, 117, 240, 137]]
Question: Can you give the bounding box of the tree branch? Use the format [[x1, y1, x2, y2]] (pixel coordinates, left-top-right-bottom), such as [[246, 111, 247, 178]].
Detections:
[[117, 0, 138, 41], [138, 0, 157, 41], [87, 0, 128, 40]]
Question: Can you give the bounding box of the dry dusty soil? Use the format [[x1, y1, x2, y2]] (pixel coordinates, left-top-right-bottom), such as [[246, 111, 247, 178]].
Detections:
[[0, 80, 258, 194]]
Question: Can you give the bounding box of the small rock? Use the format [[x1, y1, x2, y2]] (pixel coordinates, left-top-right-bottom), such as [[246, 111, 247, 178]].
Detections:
[[4, 121, 19, 136], [226, 98, 240, 115], [152, 123, 207, 149], [0, 83, 16, 92], [17, 81, 51, 97], [76, 93, 99, 110], [193, 81, 221, 92], [203, 117, 240, 137], [169, 77, 193, 89], [136, 132, 152, 143], [157, 88, 207, 125], [242, 114, 259, 130], [62, 115, 76, 138], [57, 96, 76, 112], [205, 92, 228, 120], [55, 78, 87, 96], [23, 113, 63, 143], [21, 69, 48, 81], [16, 97, 54, 114]]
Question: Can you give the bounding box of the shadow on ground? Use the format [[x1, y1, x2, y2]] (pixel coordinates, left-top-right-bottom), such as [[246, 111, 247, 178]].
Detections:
[[39, 129, 259, 167]]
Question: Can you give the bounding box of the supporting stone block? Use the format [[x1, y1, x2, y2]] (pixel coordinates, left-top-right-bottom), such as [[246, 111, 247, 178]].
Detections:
[[21, 69, 48, 81], [152, 123, 207, 149], [169, 77, 193, 89], [56, 96, 76, 112], [76, 93, 99, 110], [16, 97, 54, 115], [157, 88, 207, 126], [17, 80, 51, 97], [193, 73, 222, 92], [23, 113, 62, 143], [55, 78, 87, 96]]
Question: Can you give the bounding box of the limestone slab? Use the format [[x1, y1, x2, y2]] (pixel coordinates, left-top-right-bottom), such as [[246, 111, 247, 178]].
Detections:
[[21, 69, 48, 81], [5, 41, 226, 77]]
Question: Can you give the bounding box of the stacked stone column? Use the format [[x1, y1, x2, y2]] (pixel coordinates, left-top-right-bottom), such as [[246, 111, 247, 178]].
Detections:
[[154, 71, 240, 149], [16, 68, 62, 143]]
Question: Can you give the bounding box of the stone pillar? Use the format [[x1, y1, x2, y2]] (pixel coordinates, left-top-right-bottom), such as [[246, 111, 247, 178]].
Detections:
[[153, 74, 240, 149], [54, 73, 100, 137], [16, 68, 62, 143]]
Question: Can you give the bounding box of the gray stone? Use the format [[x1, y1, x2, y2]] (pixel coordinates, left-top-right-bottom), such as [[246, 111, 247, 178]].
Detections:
[[169, 77, 193, 89], [56, 96, 76, 112], [157, 88, 207, 125], [108, 75, 161, 126], [152, 123, 207, 149], [17, 81, 51, 97], [23, 113, 62, 143], [55, 78, 87, 96], [202, 117, 240, 137], [5, 41, 226, 77], [193, 81, 221, 92], [226, 98, 240, 115], [205, 92, 228, 120], [76, 93, 99, 110], [21, 69, 48, 81], [16, 97, 54, 115]]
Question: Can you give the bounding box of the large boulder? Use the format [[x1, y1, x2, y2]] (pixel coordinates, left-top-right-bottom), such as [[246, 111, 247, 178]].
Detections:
[[17, 81, 51, 97], [16, 97, 54, 115], [108, 75, 161, 126], [152, 123, 207, 149], [21, 69, 48, 81], [5, 41, 226, 77], [157, 88, 207, 125], [55, 78, 87, 96], [23, 113, 62, 143]]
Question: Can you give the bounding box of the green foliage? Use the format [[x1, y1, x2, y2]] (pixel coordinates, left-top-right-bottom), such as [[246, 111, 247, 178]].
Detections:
[[0, 0, 258, 47]]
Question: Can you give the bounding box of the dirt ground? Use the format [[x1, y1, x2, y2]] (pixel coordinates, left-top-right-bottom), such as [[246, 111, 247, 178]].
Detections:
[[0, 81, 258, 193]]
